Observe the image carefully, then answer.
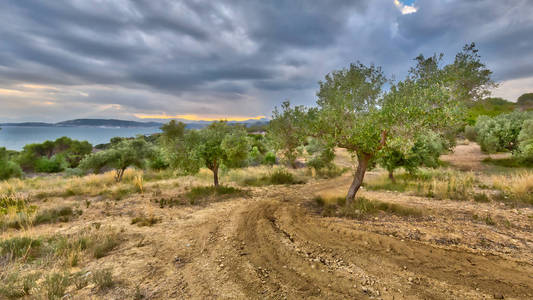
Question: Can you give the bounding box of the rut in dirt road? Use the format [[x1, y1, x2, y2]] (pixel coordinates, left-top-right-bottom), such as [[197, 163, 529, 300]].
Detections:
[[197, 200, 533, 299]]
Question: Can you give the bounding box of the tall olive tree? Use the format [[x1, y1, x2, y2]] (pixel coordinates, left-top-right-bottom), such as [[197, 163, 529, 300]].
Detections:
[[310, 61, 461, 204]]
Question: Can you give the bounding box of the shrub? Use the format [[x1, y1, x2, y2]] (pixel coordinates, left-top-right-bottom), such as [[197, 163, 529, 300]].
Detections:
[[0, 272, 40, 298], [316, 196, 423, 218], [517, 119, 533, 163], [0, 148, 23, 180], [241, 168, 305, 186], [92, 233, 120, 259], [185, 185, 246, 203], [43, 272, 70, 300], [33, 206, 76, 225], [263, 152, 276, 165], [92, 269, 114, 291], [475, 111, 532, 153], [0, 236, 42, 261], [35, 155, 67, 173]]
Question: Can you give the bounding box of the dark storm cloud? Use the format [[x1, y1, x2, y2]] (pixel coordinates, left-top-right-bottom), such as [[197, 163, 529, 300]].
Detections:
[[0, 0, 532, 122]]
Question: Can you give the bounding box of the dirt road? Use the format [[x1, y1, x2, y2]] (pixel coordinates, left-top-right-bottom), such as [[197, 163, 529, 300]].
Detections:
[[72, 173, 533, 300]]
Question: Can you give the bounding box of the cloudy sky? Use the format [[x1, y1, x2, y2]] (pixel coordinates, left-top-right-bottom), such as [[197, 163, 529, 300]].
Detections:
[[0, 0, 532, 122]]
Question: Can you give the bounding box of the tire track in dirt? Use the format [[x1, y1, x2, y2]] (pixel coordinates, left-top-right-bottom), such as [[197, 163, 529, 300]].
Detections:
[[213, 199, 533, 299]]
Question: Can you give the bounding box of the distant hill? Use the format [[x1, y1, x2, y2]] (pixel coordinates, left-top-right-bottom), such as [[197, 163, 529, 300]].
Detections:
[[0, 118, 162, 128], [1, 118, 269, 128]]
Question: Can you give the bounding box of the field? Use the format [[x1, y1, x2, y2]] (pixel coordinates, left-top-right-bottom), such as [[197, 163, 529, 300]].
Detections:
[[1, 142, 532, 299]]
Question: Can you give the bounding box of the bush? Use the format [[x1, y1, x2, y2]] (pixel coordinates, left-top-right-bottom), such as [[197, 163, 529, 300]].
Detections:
[[475, 111, 532, 153], [34, 206, 76, 225], [43, 273, 70, 300], [242, 168, 305, 186], [517, 119, 533, 163], [0, 148, 23, 180], [92, 269, 114, 291], [35, 156, 67, 173], [185, 185, 246, 203], [0, 236, 42, 261], [263, 152, 276, 165]]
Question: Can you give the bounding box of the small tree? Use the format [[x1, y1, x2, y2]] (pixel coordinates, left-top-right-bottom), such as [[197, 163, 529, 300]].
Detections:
[[0, 147, 23, 180], [79, 138, 153, 182], [267, 101, 307, 168], [166, 121, 250, 186]]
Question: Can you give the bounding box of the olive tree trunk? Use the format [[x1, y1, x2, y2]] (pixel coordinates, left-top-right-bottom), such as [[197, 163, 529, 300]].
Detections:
[[213, 167, 219, 187], [345, 154, 371, 206]]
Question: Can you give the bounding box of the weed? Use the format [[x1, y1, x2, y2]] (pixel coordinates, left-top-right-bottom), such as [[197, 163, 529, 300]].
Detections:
[[185, 186, 246, 203], [92, 268, 114, 291], [73, 272, 90, 290], [473, 193, 490, 203], [92, 233, 120, 259], [0, 272, 40, 298], [484, 214, 496, 226], [490, 171, 533, 204], [241, 168, 306, 186], [131, 214, 160, 227], [313, 196, 325, 207], [34, 206, 76, 225], [0, 236, 42, 261], [43, 272, 70, 300], [314, 196, 423, 218]]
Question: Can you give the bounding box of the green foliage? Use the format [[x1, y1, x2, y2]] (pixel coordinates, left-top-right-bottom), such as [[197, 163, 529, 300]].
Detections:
[[474, 111, 533, 153], [17, 137, 92, 172], [35, 155, 68, 173], [0, 147, 23, 180], [517, 119, 533, 162], [34, 206, 76, 226], [163, 121, 250, 186], [465, 97, 516, 125], [43, 272, 70, 300], [79, 138, 154, 182], [185, 185, 246, 203], [92, 269, 114, 291], [517, 93, 533, 107], [0, 271, 40, 298], [0, 236, 42, 261], [267, 101, 307, 168], [305, 138, 335, 172], [263, 152, 276, 165], [241, 168, 305, 186]]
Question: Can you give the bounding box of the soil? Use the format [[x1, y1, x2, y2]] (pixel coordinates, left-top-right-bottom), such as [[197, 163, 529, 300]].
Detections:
[[4, 143, 533, 299]]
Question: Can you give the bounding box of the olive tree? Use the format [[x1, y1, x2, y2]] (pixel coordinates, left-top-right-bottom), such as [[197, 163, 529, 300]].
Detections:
[[166, 121, 250, 186], [79, 138, 153, 182], [306, 59, 462, 204], [267, 101, 307, 168]]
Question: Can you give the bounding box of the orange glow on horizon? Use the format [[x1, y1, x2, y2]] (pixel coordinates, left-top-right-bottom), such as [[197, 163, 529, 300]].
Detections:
[[134, 113, 267, 122]]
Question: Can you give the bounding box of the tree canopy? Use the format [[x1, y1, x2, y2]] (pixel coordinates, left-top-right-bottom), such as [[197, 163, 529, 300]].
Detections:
[[162, 120, 250, 186], [79, 138, 154, 182]]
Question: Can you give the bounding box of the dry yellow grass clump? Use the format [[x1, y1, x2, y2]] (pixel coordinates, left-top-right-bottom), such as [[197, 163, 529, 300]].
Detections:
[[490, 171, 533, 204]]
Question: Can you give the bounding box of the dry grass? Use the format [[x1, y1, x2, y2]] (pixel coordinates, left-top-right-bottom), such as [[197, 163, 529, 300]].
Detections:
[[490, 171, 533, 204], [364, 169, 477, 201], [314, 195, 423, 218]]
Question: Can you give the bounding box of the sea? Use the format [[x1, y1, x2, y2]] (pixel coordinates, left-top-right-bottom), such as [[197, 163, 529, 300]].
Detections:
[[0, 126, 161, 151]]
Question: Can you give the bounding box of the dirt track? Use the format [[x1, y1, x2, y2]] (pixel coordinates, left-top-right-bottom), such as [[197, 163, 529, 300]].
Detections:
[[19, 144, 533, 299], [71, 173, 533, 300]]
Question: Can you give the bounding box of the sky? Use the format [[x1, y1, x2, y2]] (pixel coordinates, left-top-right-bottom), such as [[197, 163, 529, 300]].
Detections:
[[0, 0, 532, 122]]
